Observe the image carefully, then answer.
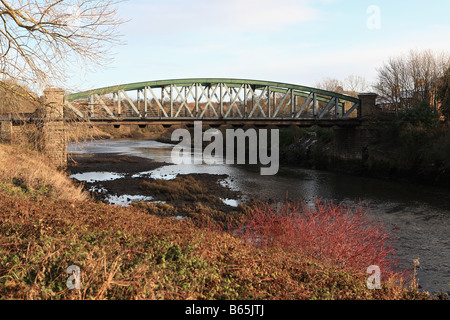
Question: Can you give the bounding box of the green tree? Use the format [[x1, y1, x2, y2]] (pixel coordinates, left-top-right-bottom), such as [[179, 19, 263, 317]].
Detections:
[[396, 99, 440, 130]]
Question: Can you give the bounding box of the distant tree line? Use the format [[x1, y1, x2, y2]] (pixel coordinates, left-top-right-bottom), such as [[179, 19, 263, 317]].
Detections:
[[315, 74, 369, 98], [374, 49, 450, 115], [316, 49, 450, 122]]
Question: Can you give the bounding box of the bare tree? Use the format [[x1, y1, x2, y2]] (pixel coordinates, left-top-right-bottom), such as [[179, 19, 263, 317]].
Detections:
[[344, 74, 368, 95], [374, 49, 450, 111], [0, 79, 38, 114], [0, 0, 123, 94], [374, 55, 408, 112], [315, 78, 344, 93], [316, 75, 368, 98]]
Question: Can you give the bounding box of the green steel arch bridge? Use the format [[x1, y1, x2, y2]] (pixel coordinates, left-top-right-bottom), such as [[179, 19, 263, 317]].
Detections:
[[64, 78, 363, 127]]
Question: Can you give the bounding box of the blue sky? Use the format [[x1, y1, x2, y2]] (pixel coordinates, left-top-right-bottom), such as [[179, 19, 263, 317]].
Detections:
[[67, 0, 450, 92]]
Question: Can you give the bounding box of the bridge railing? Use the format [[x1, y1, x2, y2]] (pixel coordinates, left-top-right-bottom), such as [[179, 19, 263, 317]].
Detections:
[[64, 79, 361, 122]]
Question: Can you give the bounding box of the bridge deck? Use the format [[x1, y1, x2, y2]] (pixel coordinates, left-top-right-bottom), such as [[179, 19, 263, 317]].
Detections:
[[1, 117, 362, 127], [85, 118, 362, 127]]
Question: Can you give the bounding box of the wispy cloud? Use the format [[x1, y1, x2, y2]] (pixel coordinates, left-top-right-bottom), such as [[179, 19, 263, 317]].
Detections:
[[213, 0, 320, 31], [121, 0, 322, 35]]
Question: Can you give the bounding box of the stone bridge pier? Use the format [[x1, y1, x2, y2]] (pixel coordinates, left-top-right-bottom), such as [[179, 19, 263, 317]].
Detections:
[[332, 93, 379, 160], [42, 88, 67, 168], [0, 119, 12, 142], [0, 88, 67, 168]]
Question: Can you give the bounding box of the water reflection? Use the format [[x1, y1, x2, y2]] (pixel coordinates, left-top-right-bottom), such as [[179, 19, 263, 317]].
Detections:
[[70, 172, 124, 183], [220, 198, 240, 207], [107, 194, 154, 207]]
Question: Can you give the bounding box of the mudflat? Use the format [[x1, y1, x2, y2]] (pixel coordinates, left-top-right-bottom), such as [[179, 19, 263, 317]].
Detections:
[[67, 152, 246, 221]]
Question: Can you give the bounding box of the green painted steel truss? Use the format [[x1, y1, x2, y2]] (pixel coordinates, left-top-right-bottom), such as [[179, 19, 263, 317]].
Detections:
[[64, 78, 361, 122]]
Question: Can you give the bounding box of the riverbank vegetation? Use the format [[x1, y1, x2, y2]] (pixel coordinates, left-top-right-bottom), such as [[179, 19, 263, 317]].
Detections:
[[282, 49, 450, 187], [365, 104, 450, 185], [279, 50, 450, 188], [0, 142, 435, 300], [278, 102, 450, 187]]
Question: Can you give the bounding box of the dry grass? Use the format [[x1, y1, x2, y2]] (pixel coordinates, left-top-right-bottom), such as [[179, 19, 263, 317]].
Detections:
[[0, 143, 88, 202], [140, 176, 212, 202]]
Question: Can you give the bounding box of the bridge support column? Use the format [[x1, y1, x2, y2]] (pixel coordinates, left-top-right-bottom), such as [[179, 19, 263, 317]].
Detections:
[[42, 88, 67, 168], [358, 93, 379, 118]]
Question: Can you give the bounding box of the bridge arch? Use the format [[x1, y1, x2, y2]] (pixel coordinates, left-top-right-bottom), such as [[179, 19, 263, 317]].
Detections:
[[64, 78, 362, 126]]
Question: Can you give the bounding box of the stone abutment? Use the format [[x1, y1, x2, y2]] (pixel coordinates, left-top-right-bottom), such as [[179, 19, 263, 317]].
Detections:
[[0, 88, 67, 168], [332, 93, 379, 160]]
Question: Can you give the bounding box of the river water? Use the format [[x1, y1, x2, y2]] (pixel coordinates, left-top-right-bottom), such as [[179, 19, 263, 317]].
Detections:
[[68, 139, 450, 296]]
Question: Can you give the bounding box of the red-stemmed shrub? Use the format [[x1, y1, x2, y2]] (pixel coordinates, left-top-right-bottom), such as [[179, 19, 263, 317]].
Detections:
[[234, 199, 404, 279]]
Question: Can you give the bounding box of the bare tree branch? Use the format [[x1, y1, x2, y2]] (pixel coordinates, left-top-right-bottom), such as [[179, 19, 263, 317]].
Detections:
[[374, 49, 450, 111], [0, 0, 124, 94]]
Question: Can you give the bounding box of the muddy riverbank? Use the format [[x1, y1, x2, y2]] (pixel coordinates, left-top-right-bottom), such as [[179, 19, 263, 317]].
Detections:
[[67, 152, 248, 223]]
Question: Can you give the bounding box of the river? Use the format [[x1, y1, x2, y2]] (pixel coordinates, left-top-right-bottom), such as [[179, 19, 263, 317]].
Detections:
[[68, 139, 450, 296]]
